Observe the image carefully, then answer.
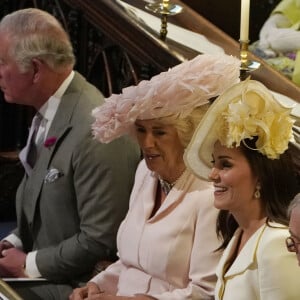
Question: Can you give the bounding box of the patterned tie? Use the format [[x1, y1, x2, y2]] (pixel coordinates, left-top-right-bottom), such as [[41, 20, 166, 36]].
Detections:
[[27, 112, 44, 168]]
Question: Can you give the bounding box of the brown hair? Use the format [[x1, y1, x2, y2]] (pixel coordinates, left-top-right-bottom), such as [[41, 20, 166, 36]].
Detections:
[[216, 139, 300, 250]]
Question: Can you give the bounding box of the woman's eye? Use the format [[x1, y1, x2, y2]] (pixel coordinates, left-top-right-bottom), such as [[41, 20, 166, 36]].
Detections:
[[214, 159, 232, 169], [152, 130, 166, 136], [135, 127, 145, 133], [221, 160, 232, 169]]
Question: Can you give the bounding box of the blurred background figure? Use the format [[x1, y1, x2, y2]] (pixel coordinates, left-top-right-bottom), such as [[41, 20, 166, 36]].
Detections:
[[251, 0, 300, 86], [185, 79, 300, 300], [70, 53, 240, 300], [287, 193, 300, 265]]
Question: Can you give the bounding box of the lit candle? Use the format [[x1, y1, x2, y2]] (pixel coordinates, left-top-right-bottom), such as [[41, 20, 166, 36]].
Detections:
[[240, 0, 250, 41]]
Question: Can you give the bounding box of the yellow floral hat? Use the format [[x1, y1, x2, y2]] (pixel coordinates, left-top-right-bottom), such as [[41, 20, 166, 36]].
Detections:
[[184, 79, 295, 180]]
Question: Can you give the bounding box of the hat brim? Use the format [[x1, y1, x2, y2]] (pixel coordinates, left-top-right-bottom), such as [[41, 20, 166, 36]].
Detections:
[[183, 87, 232, 180]]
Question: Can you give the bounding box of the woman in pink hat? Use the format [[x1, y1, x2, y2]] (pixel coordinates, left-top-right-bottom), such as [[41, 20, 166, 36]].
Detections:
[[70, 53, 240, 300]]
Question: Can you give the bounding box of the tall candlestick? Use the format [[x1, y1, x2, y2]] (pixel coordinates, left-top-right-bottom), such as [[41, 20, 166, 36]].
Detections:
[[240, 0, 250, 41], [145, 0, 183, 40]]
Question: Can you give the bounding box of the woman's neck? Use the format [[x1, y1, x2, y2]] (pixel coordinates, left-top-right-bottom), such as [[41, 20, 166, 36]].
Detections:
[[158, 166, 186, 195], [235, 214, 267, 255], [233, 200, 266, 232], [158, 164, 186, 184]]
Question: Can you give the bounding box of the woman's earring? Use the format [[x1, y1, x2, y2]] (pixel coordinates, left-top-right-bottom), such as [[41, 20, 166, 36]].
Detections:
[[254, 185, 261, 199]]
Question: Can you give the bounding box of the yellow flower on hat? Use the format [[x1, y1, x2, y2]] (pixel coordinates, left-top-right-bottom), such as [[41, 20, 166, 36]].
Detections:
[[184, 79, 295, 181], [216, 83, 294, 159]]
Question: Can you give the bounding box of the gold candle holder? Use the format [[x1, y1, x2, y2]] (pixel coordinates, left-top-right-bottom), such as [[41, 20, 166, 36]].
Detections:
[[146, 0, 183, 40], [160, 10, 168, 40], [239, 40, 261, 81]]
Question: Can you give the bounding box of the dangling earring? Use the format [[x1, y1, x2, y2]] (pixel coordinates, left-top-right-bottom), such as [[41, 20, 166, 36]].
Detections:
[[254, 185, 261, 199]]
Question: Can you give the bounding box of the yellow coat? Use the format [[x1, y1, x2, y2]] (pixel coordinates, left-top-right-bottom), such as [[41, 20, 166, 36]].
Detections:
[[215, 223, 300, 300]]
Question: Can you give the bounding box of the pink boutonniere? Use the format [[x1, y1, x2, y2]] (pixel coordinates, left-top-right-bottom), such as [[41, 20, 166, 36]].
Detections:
[[44, 136, 57, 148]]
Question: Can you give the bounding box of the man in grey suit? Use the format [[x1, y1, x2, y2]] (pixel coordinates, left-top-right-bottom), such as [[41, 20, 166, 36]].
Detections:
[[0, 8, 140, 299]]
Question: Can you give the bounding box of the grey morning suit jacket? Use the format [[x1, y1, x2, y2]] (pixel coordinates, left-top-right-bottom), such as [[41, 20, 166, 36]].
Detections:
[[13, 72, 140, 285]]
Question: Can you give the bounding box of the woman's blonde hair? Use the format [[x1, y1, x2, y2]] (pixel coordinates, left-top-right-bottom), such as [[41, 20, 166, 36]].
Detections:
[[158, 104, 210, 148]]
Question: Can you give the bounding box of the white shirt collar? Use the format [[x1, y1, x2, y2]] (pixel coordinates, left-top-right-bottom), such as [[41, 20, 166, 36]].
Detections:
[[37, 71, 75, 139]]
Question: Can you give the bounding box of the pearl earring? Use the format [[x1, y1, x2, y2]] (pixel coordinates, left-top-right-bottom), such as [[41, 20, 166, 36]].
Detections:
[[254, 185, 261, 199]]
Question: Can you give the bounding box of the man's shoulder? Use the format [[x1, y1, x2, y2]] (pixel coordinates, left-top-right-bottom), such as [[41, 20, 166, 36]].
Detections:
[[67, 72, 105, 107], [61, 73, 105, 126]]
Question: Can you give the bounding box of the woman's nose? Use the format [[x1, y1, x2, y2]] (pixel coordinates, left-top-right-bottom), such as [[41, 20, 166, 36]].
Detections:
[[140, 133, 155, 148], [209, 167, 220, 181]]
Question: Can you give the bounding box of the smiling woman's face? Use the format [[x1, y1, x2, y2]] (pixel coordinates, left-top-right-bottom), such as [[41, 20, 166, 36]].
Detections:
[[209, 141, 258, 213], [134, 119, 185, 182]]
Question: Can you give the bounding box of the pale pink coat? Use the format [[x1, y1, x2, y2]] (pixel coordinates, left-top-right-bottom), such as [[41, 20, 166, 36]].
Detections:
[[91, 160, 221, 299]]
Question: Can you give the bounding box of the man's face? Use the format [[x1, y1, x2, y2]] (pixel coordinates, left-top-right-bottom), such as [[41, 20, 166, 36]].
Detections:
[[0, 33, 35, 105]]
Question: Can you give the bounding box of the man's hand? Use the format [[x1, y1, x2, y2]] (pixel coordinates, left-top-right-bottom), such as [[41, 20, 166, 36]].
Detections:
[[0, 240, 14, 258], [0, 247, 27, 277]]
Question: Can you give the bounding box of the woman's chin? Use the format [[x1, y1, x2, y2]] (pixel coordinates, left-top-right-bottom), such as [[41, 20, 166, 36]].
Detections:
[[213, 198, 227, 210]]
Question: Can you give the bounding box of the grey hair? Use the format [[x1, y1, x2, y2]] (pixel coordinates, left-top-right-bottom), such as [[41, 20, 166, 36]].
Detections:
[[0, 8, 75, 72], [287, 193, 300, 218]]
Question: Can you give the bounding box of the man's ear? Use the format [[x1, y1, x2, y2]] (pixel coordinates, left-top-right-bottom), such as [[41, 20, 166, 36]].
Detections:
[[31, 58, 43, 83]]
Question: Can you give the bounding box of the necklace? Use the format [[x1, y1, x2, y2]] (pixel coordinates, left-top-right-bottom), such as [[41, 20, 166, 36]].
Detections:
[[158, 169, 186, 195], [158, 178, 175, 195]]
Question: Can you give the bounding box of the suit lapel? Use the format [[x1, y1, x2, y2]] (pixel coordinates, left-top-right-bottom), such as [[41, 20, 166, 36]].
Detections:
[[217, 224, 267, 279], [23, 72, 84, 223]]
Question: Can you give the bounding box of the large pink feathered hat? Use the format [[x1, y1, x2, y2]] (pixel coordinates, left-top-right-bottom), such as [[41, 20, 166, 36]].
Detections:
[[92, 53, 241, 143]]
